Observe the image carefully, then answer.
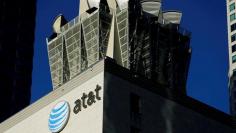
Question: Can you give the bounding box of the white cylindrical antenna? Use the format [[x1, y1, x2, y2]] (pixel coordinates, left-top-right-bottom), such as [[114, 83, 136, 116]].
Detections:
[[52, 14, 67, 34], [88, 0, 100, 8]]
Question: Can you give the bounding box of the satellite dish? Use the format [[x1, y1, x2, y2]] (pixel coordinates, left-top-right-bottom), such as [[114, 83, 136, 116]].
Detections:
[[88, 0, 100, 8], [163, 11, 182, 24], [141, 1, 161, 17], [52, 14, 67, 34]]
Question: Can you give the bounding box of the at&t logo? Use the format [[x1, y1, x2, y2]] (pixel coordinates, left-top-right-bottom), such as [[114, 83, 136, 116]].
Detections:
[[48, 101, 70, 133]]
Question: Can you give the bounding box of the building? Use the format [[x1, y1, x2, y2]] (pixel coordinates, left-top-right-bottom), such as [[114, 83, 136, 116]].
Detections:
[[47, 0, 191, 94], [0, 1, 36, 122], [226, 1, 236, 126], [0, 58, 234, 133], [2, 0, 232, 132], [129, 0, 191, 94]]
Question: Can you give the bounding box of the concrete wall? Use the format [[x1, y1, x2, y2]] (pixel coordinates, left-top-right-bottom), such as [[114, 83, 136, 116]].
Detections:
[[1, 59, 233, 133], [0, 61, 105, 133], [103, 72, 234, 133]]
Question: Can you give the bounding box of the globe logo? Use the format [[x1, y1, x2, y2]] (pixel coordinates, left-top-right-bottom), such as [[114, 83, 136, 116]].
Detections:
[[48, 101, 70, 133]]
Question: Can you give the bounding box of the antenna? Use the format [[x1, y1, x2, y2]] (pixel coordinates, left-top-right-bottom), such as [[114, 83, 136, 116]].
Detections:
[[87, 0, 100, 8], [52, 14, 67, 34]]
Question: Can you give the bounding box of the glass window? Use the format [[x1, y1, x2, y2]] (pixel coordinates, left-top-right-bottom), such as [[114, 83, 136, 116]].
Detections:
[[233, 70, 236, 77], [234, 102, 236, 112], [232, 45, 236, 53], [231, 34, 236, 42], [233, 79, 236, 86], [121, 44, 128, 53], [232, 55, 236, 63], [230, 13, 236, 22], [119, 28, 126, 38], [231, 23, 236, 32], [130, 126, 140, 133], [118, 20, 127, 30], [130, 93, 141, 114], [230, 3, 235, 12]]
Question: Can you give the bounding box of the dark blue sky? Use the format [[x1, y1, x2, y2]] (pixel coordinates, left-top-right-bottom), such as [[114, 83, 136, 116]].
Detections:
[[31, 0, 229, 114]]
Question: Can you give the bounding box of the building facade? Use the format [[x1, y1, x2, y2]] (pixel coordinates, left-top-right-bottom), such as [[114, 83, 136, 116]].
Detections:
[[0, 59, 234, 133], [0, 1, 36, 122], [0, 0, 235, 132], [129, 0, 191, 93], [226, 0, 236, 120], [47, 0, 191, 94]]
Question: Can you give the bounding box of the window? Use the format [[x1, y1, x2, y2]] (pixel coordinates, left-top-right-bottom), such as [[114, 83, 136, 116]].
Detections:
[[232, 45, 236, 53], [232, 55, 236, 63], [130, 93, 142, 126], [234, 102, 236, 111], [130, 93, 141, 114], [230, 3, 235, 12], [231, 34, 236, 42], [230, 13, 236, 22], [233, 70, 236, 77], [231, 23, 236, 32], [130, 126, 141, 133], [233, 79, 236, 86]]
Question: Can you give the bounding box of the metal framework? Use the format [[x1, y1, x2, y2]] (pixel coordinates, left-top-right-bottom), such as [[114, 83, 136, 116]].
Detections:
[[47, 0, 191, 93]]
